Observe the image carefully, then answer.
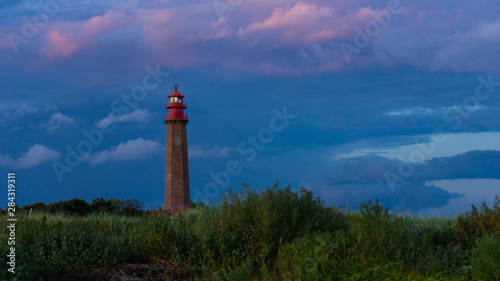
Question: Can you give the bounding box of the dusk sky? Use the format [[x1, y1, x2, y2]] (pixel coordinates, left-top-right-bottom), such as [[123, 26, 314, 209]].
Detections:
[[1, 0, 499, 215]]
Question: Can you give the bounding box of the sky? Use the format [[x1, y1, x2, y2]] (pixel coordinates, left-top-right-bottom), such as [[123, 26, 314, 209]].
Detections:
[[1, 0, 499, 216]]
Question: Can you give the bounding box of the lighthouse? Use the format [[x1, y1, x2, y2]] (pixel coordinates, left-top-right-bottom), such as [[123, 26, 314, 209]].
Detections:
[[164, 85, 190, 212]]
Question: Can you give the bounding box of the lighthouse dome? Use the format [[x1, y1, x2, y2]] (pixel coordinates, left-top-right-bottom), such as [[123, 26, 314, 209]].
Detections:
[[168, 85, 185, 99]]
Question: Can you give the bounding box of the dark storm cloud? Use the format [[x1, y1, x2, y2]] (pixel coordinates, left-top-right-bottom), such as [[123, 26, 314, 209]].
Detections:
[[315, 150, 500, 211], [317, 181, 462, 213], [326, 150, 500, 185]]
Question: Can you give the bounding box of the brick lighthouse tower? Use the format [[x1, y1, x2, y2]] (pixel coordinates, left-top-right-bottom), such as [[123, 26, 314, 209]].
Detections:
[[164, 85, 190, 212]]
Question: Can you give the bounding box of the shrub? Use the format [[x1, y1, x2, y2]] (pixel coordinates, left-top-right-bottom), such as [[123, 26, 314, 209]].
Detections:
[[90, 197, 144, 216], [128, 216, 174, 261], [472, 235, 500, 280], [456, 195, 500, 248], [3, 186, 498, 280], [18, 197, 146, 217], [90, 196, 120, 214], [91, 197, 144, 216], [33, 228, 130, 266], [190, 201, 207, 209], [197, 182, 347, 277], [346, 200, 413, 263], [20, 202, 47, 213], [0, 227, 131, 281], [277, 232, 342, 280], [47, 198, 91, 216]]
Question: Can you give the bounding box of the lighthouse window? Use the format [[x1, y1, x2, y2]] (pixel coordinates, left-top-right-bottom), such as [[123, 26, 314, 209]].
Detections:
[[176, 137, 180, 145]]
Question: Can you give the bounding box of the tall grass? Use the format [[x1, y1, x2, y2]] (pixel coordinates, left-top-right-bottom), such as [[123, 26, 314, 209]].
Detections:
[[1, 187, 499, 280]]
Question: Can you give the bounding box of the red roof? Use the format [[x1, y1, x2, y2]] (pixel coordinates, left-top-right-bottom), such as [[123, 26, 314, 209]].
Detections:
[[168, 85, 185, 98]]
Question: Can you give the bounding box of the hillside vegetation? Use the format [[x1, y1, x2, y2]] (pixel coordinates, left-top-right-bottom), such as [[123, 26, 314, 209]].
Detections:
[[1, 183, 499, 280]]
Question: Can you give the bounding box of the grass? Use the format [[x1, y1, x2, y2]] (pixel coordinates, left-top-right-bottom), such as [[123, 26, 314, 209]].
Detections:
[[1, 183, 499, 280]]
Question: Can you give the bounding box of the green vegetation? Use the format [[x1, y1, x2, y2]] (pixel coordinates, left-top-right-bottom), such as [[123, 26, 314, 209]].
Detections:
[[1, 183, 499, 280], [13, 197, 145, 217]]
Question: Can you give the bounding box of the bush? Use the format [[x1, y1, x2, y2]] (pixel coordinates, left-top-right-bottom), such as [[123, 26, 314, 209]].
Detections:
[[0, 227, 131, 281], [456, 195, 500, 248], [277, 231, 342, 280], [19, 197, 146, 217], [128, 216, 172, 261], [472, 235, 500, 280], [47, 198, 90, 216], [347, 200, 408, 261], [20, 202, 47, 213], [2, 185, 497, 280], [34, 228, 130, 266], [190, 201, 207, 209], [91, 197, 145, 216], [195, 182, 347, 277]]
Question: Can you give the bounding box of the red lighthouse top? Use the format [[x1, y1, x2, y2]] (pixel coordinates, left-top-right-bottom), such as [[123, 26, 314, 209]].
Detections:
[[166, 85, 188, 121]]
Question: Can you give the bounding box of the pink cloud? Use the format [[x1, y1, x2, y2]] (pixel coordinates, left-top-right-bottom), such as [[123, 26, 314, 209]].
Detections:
[[41, 30, 80, 59], [236, 2, 395, 46], [208, 18, 233, 39], [38, 10, 134, 60], [82, 11, 129, 36], [138, 8, 205, 67], [355, 7, 376, 19], [239, 2, 333, 34], [0, 27, 11, 51], [7, 0, 499, 75], [305, 28, 336, 42], [145, 8, 170, 24], [185, 17, 233, 41]]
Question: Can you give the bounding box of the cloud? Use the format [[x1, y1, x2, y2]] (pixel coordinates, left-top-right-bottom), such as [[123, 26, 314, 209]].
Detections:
[[312, 149, 500, 211], [418, 150, 500, 181], [41, 30, 81, 59], [85, 138, 162, 165], [82, 11, 130, 36], [239, 2, 332, 33], [386, 106, 439, 116], [238, 2, 337, 44], [2, 0, 500, 74], [317, 181, 463, 213], [15, 104, 38, 117], [330, 150, 500, 186], [41, 112, 75, 132], [189, 145, 232, 159], [0, 144, 61, 169], [335, 132, 500, 163], [385, 105, 486, 117], [372, 20, 500, 74], [44, 104, 59, 112], [430, 21, 500, 74], [96, 108, 153, 128], [1, 103, 59, 121]]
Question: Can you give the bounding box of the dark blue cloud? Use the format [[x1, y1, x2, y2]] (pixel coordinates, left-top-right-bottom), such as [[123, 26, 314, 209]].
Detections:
[[316, 182, 463, 213], [333, 150, 500, 184], [312, 150, 500, 212]]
